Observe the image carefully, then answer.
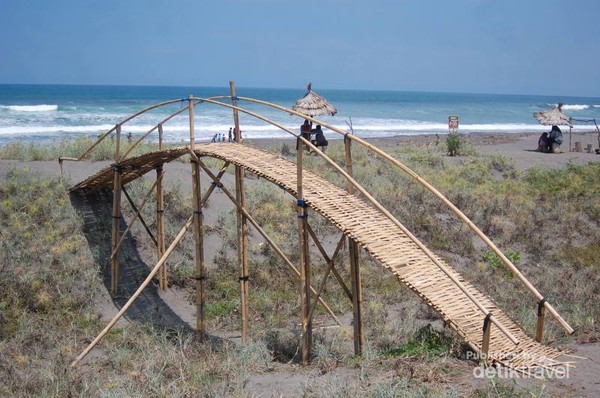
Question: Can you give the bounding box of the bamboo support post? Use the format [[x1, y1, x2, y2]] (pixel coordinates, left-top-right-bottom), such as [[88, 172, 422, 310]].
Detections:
[[481, 313, 492, 366], [344, 135, 354, 195], [536, 298, 546, 343], [189, 96, 206, 341], [110, 124, 122, 294], [158, 123, 164, 150], [70, 216, 194, 368], [197, 159, 340, 326], [349, 238, 363, 355], [156, 164, 166, 290], [345, 133, 363, 354], [230, 81, 250, 342], [297, 137, 312, 365]]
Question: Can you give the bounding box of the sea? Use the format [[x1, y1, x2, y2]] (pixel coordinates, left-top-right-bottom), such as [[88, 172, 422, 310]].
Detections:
[[1, 84, 599, 145]]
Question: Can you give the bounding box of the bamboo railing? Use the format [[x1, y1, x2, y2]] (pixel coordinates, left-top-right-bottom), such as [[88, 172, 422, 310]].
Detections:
[[64, 85, 574, 369]]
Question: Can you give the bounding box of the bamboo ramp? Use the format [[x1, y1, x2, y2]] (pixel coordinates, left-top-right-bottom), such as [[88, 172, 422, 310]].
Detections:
[[70, 143, 567, 373]]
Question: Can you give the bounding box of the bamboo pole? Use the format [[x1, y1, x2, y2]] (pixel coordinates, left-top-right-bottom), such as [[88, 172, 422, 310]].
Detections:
[[344, 133, 363, 354], [230, 81, 250, 342], [482, 314, 492, 366], [228, 96, 574, 336], [344, 135, 354, 195], [349, 238, 363, 355], [156, 164, 166, 290], [70, 216, 194, 368], [296, 135, 312, 365], [536, 299, 546, 343], [111, 124, 123, 294], [189, 96, 206, 341], [158, 123, 164, 150]]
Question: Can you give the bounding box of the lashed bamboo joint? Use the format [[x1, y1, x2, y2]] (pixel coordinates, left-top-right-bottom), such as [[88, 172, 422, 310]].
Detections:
[[65, 88, 573, 375]]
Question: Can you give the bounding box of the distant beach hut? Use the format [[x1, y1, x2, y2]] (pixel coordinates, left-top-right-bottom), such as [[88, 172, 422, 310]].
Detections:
[[292, 83, 338, 117]]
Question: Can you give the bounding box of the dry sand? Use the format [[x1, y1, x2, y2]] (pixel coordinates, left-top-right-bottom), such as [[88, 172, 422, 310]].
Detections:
[[2, 131, 599, 396]]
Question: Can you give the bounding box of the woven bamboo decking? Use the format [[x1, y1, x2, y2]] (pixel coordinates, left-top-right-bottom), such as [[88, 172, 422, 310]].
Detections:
[[71, 142, 568, 373]]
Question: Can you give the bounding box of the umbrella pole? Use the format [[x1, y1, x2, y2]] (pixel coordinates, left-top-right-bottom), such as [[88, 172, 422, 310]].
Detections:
[[569, 126, 572, 152]]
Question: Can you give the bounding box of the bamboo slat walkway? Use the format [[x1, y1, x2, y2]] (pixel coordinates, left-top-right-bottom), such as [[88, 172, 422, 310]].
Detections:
[[71, 143, 567, 372]]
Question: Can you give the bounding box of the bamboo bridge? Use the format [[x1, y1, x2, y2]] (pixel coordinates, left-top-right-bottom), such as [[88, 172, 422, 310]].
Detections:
[[65, 82, 574, 374]]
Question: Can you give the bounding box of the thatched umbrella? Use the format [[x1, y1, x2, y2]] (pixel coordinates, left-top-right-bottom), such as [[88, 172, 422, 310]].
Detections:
[[534, 103, 574, 152], [533, 103, 572, 127], [292, 83, 337, 117]]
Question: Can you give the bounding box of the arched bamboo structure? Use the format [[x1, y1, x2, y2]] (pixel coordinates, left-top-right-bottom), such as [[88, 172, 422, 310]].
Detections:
[[63, 82, 573, 374]]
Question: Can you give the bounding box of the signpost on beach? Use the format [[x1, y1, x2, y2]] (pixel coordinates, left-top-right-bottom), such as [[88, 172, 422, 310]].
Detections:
[[448, 115, 459, 133]]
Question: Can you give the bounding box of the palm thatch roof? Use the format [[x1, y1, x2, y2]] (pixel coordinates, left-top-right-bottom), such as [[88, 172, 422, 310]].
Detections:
[[533, 103, 572, 126], [292, 83, 337, 117]]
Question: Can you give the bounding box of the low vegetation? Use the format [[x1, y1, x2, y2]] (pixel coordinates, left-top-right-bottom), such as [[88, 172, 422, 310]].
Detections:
[[1, 136, 598, 396]]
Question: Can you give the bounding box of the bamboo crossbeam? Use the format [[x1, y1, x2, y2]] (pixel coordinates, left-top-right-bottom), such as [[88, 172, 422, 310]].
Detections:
[[70, 215, 194, 367], [305, 223, 347, 325], [196, 159, 341, 326], [306, 225, 351, 301], [122, 185, 158, 245], [110, 181, 159, 261]]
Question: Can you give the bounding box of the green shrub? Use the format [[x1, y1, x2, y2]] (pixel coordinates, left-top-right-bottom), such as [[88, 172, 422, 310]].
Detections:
[[446, 132, 461, 156]]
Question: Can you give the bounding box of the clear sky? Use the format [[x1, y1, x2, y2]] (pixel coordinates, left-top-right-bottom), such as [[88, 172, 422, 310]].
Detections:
[[1, 0, 598, 97]]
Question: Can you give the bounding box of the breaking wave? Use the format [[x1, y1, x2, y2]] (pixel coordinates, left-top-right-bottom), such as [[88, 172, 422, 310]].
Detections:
[[0, 104, 58, 112]]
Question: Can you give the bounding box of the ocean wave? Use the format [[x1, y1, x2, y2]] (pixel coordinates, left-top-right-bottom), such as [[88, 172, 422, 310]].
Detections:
[[561, 104, 589, 111], [0, 104, 58, 112]]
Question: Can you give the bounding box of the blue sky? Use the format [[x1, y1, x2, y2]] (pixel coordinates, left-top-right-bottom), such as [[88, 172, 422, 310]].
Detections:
[[1, 0, 598, 97]]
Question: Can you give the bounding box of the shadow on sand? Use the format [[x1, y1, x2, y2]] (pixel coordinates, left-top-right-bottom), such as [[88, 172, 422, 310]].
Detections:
[[69, 188, 194, 333]]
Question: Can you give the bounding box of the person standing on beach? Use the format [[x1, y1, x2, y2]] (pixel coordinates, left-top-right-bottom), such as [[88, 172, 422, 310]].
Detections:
[[228, 127, 233, 142]]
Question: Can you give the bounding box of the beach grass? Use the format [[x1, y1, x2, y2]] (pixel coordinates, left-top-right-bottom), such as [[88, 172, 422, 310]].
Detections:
[[0, 137, 598, 396]]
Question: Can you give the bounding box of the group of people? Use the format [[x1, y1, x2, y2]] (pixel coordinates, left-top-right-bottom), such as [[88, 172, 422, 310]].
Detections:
[[298, 119, 328, 151], [211, 127, 242, 143], [537, 125, 563, 153]]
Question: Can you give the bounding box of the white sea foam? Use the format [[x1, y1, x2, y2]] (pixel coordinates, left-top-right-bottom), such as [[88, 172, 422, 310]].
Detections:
[[561, 104, 589, 111], [0, 104, 58, 112]]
